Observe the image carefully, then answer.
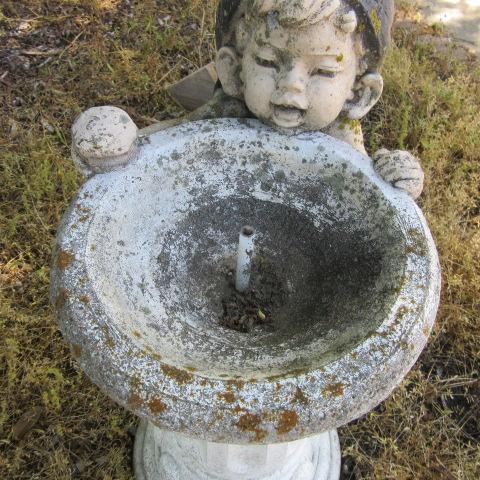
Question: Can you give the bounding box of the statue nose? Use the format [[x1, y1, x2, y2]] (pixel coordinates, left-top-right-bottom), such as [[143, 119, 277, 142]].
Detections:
[[278, 66, 307, 94]]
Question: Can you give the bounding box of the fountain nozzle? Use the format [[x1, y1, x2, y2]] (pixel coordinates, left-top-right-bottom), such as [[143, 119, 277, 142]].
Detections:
[[235, 225, 255, 292]]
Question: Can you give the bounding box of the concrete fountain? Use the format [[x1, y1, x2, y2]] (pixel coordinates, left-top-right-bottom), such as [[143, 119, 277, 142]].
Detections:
[[51, 1, 440, 478]]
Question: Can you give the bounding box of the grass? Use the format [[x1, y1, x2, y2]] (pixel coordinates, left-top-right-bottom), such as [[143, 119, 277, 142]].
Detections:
[[0, 1, 479, 478]]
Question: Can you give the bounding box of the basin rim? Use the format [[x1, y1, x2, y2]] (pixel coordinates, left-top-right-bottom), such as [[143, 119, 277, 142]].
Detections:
[[51, 118, 441, 444]]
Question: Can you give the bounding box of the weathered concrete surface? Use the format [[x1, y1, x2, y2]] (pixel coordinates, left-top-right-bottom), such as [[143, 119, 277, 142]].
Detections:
[[51, 118, 441, 445], [134, 421, 340, 480], [419, 0, 480, 53], [71, 106, 138, 176]]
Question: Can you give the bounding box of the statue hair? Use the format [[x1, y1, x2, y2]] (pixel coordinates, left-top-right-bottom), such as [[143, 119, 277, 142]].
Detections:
[[236, 0, 368, 74], [249, 0, 344, 28], [217, 0, 394, 72]]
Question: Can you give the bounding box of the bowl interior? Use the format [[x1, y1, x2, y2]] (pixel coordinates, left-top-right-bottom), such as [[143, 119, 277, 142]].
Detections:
[[85, 133, 407, 378]]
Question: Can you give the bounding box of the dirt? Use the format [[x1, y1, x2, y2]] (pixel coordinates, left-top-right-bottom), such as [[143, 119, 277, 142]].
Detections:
[[219, 256, 286, 333]]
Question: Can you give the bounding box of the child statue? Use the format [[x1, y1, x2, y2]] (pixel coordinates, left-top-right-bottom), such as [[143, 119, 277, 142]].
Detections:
[[204, 0, 424, 199], [72, 0, 424, 200]]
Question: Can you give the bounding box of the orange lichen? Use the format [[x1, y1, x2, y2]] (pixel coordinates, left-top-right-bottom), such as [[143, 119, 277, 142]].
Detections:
[[57, 249, 75, 269], [78, 295, 90, 304], [227, 379, 245, 390], [276, 410, 299, 434], [101, 326, 115, 348], [143, 345, 162, 360], [130, 376, 141, 390], [161, 364, 194, 384], [232, 405, 247, 414], [148, 397, 167, 414], [144, 346, 162, 360], [218, 391, 236, 403], [76, 204, 91, 214], [128, 393, 145, 408], [293, 387, 309, 405], [395, 306, 410, 323], [236, 413, 267, 442], [322, 382, 345, 397]]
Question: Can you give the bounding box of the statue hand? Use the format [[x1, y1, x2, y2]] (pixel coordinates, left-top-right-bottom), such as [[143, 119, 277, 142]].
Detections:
[[71, 106, 138, 176], [372, 148, 424, 200]]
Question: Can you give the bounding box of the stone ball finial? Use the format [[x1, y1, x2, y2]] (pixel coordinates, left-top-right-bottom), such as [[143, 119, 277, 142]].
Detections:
[[71, 106, 138, 176]]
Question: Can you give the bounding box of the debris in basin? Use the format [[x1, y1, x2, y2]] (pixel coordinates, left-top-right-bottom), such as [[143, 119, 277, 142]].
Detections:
[[220, 256, 286, 333]]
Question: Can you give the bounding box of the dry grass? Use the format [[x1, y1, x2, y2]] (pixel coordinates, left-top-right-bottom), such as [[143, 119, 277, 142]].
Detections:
[[0, 1, 479, 479]]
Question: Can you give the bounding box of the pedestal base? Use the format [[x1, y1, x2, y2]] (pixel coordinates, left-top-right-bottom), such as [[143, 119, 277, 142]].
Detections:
[[134, 420, 340, 480]]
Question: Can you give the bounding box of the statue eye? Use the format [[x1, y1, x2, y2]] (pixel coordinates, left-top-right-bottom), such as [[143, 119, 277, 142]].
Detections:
[[255, 56, 278, 70], [311, 68, 337, 78]]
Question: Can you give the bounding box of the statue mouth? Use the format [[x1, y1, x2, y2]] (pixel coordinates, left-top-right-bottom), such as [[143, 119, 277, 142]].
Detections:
[[271, 104, 306, 127]]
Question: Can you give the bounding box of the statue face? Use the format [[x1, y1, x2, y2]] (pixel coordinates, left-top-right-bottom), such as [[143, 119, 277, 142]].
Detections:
[[240, 19, 358, 130]]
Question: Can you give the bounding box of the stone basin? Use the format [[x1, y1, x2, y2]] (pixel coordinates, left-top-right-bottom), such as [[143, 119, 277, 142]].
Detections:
[[51, 118, 440, 445]]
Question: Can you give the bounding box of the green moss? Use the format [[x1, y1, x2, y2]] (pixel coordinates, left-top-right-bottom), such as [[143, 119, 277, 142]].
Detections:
[[371, 8, 382, 34]]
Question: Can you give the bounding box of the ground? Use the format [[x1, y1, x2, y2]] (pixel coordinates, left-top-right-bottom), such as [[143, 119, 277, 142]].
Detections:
[[0, 1, 479, 479], [419, 0, 480, 53]]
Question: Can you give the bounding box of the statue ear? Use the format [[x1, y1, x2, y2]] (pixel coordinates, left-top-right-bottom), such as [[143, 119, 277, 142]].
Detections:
[[215, 47, 243, 98], [344, 73, 383, 120]]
